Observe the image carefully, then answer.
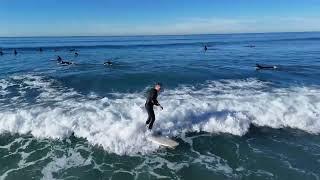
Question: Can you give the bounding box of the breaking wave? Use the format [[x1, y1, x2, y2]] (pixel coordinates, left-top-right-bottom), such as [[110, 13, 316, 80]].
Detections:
[[0, 74, 319, 155]]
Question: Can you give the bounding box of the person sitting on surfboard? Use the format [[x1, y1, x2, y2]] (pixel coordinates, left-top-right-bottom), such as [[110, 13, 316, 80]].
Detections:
[[145, 83, 163, 130]]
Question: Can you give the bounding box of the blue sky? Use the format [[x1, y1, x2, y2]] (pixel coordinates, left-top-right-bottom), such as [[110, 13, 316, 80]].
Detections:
[[1, 0, 320, 36]]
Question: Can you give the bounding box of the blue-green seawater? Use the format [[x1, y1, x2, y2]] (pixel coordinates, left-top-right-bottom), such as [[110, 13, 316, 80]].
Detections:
[[0, 32, 320, 180]]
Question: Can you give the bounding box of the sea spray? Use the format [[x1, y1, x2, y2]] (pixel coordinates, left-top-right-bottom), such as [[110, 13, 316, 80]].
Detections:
[[0, 75, 319, 155]]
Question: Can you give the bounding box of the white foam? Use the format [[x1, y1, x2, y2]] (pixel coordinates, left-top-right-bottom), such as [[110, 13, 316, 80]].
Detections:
[[0, 75, 319, 155], [0, 79, 13, 96], [41, 148, 92, 180], [0, 138, 51, 180]]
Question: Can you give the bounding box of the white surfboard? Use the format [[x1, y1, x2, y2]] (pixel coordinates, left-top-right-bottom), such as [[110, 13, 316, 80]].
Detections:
[[147, 135, 179, 148]]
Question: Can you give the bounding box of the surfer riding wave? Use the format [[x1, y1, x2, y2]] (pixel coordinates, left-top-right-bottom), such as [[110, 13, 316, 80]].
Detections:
[[145, 83, 163, 130]]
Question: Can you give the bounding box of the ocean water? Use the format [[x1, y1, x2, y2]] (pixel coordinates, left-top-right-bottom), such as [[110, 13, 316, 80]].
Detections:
[[0, 32, 320, 180]]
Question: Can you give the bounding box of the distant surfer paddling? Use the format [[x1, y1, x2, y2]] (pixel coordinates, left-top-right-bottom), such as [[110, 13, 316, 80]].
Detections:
[[255, 64, 277, 70], [57, 56, 73, 65], [145, 83, 163, 130], [103, 60, 113, 66]]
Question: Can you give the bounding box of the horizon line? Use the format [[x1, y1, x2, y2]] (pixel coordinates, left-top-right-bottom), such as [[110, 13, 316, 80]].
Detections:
[[0, 31, 319, 38]]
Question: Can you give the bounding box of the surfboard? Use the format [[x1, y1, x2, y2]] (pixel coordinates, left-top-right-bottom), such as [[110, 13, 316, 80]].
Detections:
[[147, 135, 179, 148]]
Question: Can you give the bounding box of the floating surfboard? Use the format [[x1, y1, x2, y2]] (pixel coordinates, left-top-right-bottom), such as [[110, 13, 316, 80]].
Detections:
[[147, 135, 179, 148]]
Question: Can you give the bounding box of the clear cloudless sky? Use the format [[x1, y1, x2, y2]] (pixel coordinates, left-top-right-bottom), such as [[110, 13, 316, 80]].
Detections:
[[1, 0, 320, 36]]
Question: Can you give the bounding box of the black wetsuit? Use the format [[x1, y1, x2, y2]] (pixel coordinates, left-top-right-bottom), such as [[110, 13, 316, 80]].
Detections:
[[145, 88, 160, 130], [61, 61, 72, 65], [57, 56, 72, 65]]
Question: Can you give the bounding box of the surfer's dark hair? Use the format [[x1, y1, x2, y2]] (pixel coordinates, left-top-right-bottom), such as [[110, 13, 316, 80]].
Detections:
[[155, 82, 162, 86]]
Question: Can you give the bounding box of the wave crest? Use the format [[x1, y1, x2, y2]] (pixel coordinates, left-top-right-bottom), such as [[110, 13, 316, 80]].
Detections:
[[0, 75, 319, 154]]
